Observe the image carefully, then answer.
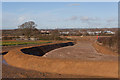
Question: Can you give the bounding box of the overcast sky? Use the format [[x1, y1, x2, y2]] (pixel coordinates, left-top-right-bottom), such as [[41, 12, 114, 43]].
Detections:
[[2, 2, 118, 29]]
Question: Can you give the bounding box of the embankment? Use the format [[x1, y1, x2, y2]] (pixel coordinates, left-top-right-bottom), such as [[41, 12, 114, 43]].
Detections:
[[93, 42, 118, 56], [3, 41, 118, 78]]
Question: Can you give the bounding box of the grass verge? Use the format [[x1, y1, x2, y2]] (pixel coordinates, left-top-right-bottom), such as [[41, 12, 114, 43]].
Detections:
[[1, 40, 52, 46]]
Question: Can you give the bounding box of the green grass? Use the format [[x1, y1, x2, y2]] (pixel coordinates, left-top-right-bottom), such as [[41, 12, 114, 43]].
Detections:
[[1, 41, 52, 46]]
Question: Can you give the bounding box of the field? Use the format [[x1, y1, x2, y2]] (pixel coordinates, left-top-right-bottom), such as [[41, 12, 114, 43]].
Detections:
[[1, 40, 52, 46]]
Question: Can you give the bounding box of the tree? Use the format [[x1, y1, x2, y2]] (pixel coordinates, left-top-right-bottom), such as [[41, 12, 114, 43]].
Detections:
[[51, 29, 60, 40], [18, 21, 37, 39]]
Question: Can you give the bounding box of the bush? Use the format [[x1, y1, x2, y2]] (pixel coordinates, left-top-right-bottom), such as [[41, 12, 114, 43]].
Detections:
[[97, 32, 118, 51]]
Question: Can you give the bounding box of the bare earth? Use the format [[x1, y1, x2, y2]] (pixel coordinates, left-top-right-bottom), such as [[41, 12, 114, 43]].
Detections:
[[2, 38, 118, 78], [3, 64, 87, 78], [43, 41, 117, 61], [2, 45, 87, 78]]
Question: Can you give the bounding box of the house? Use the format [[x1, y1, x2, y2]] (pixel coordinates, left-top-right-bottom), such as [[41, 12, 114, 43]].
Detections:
[[19, 36, 38, 40], [40, 30, 50, 35], [87, 31, 95, 35], [103, 31, 115, 34], [95, 31, 102, 34], [30, 37, 38, 40], [60, 31, 69, 35], [19, 36, 25, 40]]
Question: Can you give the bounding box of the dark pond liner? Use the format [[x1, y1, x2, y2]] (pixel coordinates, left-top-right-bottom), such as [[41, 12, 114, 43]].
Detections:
[[21, 42, 74, 56]]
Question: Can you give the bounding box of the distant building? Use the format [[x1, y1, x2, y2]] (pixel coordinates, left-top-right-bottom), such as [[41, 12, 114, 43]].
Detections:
[[103, 31, 115, 34], [87, 31, 95, 35], [40, 30, 50, 35], [19, 36, 25, 40], [19, 36, 38, 40], [30, 37, 38, 41], [60, 31, 69, 35], [95, 31, 102, 34]]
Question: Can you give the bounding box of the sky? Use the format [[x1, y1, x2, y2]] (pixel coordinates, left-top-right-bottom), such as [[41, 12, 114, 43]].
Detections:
[[2, 2, 118, 29]]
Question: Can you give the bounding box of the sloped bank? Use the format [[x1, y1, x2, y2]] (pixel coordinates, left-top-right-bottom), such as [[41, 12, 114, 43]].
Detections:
[[21, 42, 74, 56], [3, 41, 118, 78], [92, 42, 118, 56]]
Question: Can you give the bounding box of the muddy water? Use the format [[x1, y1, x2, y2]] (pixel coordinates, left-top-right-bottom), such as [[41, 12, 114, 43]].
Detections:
[[2, 58, 8, 65], [1, 52, 9, 65]]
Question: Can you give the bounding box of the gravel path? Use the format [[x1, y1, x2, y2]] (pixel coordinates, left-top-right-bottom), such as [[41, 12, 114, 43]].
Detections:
[[43, 41, 117, 61]]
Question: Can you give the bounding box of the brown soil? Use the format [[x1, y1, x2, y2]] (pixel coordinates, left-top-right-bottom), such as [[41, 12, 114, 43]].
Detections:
[[2, 64, 88, 78], [44, 41, 117, 61], [93, 42, 118, 56], [2, 41, 82, 78], [2, 37, 118, 78]]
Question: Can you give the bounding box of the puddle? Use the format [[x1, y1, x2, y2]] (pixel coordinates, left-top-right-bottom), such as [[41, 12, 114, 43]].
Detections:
[[2, 59, 8, 65]]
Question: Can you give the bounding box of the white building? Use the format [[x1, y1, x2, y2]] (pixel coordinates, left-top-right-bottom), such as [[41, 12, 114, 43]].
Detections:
[[60, 32, 69, 35], [104, 31, 115, 34]]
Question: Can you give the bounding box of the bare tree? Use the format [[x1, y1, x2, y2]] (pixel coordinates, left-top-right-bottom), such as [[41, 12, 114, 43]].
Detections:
[[18, 21, 37, 39], [51, 29, 60, 40]]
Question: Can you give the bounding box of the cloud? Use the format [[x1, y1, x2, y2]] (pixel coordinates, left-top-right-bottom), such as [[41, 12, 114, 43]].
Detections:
[[106, 18, 117, 23], [65, 16, 78, 21], [18, 16, 26, 24], [105, 17, 117, 28], [65, 16, 100, 23], [66, 16, 78, 21], [68, 16, 78, 21], [70, 16, 78, 20], [80, 16, 89, 22], [80, 16, 99, 22], [68, 4, 80, 6]]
